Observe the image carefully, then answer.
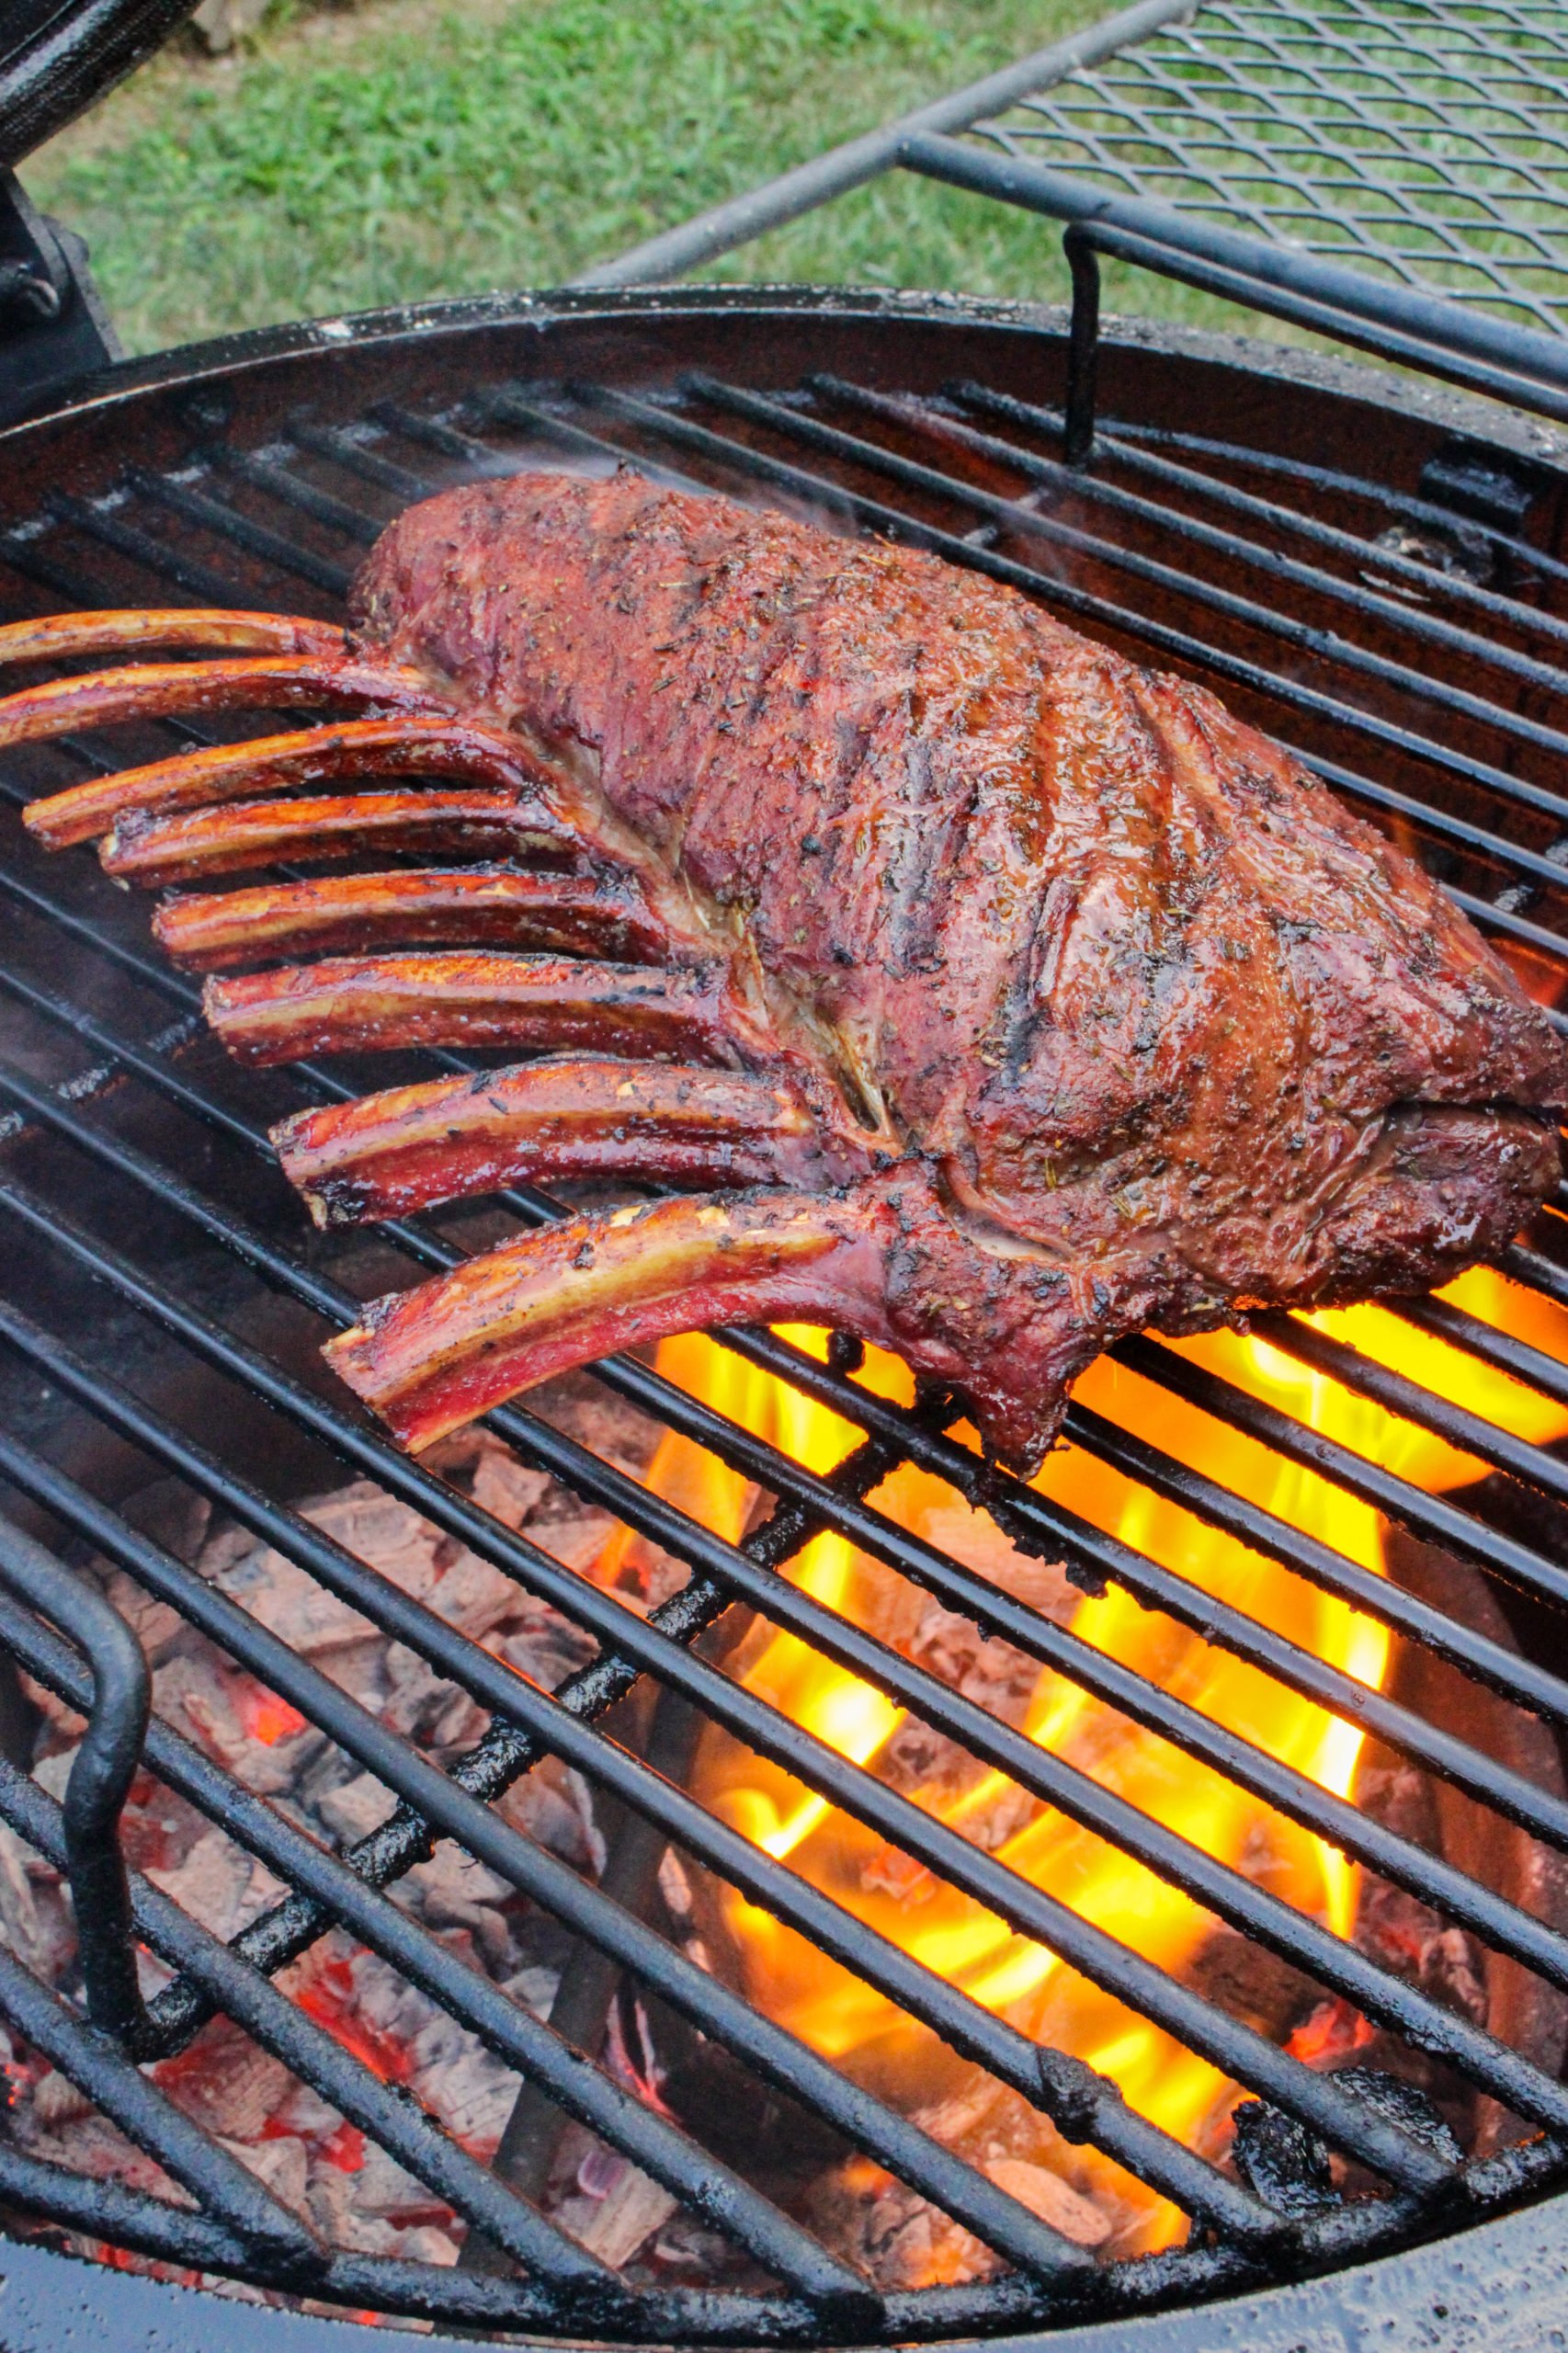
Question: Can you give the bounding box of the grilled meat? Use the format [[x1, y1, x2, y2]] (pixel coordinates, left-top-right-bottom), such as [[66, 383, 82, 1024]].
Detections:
[[153, 866, 666, 969], [6, 482, 1563, 1466]]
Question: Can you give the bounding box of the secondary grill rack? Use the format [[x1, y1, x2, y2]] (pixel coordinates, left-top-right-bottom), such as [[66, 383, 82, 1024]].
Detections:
[[953, 0, 1568, 339], [0, 322, 1565, 2341]]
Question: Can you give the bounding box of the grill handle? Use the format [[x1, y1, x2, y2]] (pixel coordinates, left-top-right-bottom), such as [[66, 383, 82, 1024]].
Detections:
[[0, 1, 203, 165], [0, 1515, 152, 2052]]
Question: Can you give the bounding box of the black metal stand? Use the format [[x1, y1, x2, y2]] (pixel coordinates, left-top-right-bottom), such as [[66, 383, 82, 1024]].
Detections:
[[0, 168, 118, 426]]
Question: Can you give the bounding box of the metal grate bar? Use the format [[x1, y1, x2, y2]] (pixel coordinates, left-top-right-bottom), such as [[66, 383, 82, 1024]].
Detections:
[[1369, 1293, 1568, 1410], [0, 2140, 256, 2278], [0, 1928, 320, 2276], [1113, 1333, 1568, 1619], [948, 380, 1568, 661], [220, 447, 388, 547], [1503, 1241, 1568, 1313], [1078, 411, 1568, 599], [1061, 1396, 1568, 1731], [40, 489, 254, 609], [129, 468, 355, 601], [0, 1575, 902, 2300], [0, 1399, 1252, 2249], [1439, 884, 1568, 972], [1296, 750, 1568, 940], [713, 1320, 1568, 1754], [6, 940, 1565, 1909], [813, 372, 1568, 715], [0, 529, 138, 611], [0, 1062, 1556, 2199], [1249, 1310, 1568, 1507], [381, 393, 710, 500], [287, 417, 438, 502], [0, 1764, 646, 2306]]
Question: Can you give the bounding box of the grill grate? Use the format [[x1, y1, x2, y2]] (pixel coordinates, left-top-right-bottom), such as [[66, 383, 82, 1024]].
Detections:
[[965, 0, 1568, 337], [0, 348, 1564, 2338]]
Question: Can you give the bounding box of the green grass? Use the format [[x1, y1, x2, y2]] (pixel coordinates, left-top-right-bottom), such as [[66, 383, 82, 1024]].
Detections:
[[24, 0, 1267, 357]]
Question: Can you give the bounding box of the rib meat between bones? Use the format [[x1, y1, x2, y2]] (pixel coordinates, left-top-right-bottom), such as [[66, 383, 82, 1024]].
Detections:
[[153, 867, 666, 969], [6, 487, 1563, 1468]]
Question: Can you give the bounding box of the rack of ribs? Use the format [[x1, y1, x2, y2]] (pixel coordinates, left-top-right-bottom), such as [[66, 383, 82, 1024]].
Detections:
[[3, 472, 1561, 1468]]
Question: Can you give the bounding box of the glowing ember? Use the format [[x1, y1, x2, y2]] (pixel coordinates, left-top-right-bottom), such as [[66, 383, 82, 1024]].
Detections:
[[236, 1688, 310, 1748]]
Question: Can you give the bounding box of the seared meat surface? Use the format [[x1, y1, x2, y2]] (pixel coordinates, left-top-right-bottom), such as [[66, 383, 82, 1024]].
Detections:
[[342, 472, 1563, 1449], [8, 475, 1563, 1463]]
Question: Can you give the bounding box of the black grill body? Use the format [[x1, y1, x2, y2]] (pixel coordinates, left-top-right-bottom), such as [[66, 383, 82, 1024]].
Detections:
[[0, 288, 1566, 2349]]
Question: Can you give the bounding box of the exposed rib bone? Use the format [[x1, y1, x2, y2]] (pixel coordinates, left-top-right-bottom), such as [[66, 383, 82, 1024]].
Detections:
[[324, 1185, 889, 1450], [154, 866, 672, 970], [102, 790, 582, 884], [0, 654, 453, 754], [274, 1057, 835, 1225], [204, 952, 741, 1066], [0, 608, 347, 666], [25, 715, 567, 848]]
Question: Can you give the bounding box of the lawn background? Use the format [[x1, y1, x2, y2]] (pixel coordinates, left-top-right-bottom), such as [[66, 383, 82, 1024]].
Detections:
[[23, 0, 1274, 356]]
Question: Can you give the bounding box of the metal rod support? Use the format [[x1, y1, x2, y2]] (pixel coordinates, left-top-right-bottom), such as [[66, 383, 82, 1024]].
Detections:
[[1062, 225, 1101, 466], [0, 1516, 151, 2052], [899, 133, 1568, 422]]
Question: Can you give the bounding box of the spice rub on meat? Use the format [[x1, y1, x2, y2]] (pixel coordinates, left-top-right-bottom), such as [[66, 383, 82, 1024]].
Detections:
[[8, 472, 1564, 1465]]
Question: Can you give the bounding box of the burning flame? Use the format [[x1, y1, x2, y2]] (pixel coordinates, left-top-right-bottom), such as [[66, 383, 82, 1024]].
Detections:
[[605, 1267, 1568, 2263]]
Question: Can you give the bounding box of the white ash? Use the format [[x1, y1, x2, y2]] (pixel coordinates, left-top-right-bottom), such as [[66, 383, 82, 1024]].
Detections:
[[0, 1416, 679, 2302], [551, 2154, 679, 2269]]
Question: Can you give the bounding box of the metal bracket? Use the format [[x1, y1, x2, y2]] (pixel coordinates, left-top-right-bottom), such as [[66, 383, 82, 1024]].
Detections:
[[1062, 223, 1101, 469], [0, 1515, 153, 2054], [904, 135, 1568, 435], [0, 166, 119, 428]]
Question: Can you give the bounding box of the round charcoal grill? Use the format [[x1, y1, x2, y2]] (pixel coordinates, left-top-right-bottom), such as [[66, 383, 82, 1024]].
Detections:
[[0, 284, 1566, 2351], [1, 12, 1568, 2352]]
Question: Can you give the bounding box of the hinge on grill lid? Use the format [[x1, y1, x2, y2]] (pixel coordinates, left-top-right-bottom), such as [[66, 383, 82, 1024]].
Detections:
[[0, 166, 119, 429]]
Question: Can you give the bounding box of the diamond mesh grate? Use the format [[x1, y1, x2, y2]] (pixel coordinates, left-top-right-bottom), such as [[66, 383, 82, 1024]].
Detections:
[[966, 0, 1568, 336]]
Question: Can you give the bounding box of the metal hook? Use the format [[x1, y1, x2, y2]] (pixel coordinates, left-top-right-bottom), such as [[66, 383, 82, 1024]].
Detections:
[[1062, 222, 1101, 469], [0, 1517, 152, 2052]]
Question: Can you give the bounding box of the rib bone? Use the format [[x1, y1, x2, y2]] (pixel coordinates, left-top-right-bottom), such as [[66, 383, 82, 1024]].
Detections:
[[0, 654, 453, 752], [154, 867, 672, 970], [324, 1185, 888, 1450], [203, 952, 741, 1066], [103, 790, 583, 883], [274, 1056, 836, 1225], [24, 715, 567, 848], [0, 608, 347, 665]]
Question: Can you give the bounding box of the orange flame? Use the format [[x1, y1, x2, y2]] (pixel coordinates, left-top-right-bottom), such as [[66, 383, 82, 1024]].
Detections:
[[607, 1262, 1568, 2261]]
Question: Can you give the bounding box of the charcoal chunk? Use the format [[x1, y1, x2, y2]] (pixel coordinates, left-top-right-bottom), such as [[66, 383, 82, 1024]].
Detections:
[[1230, 2098, 1336, 2218]]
